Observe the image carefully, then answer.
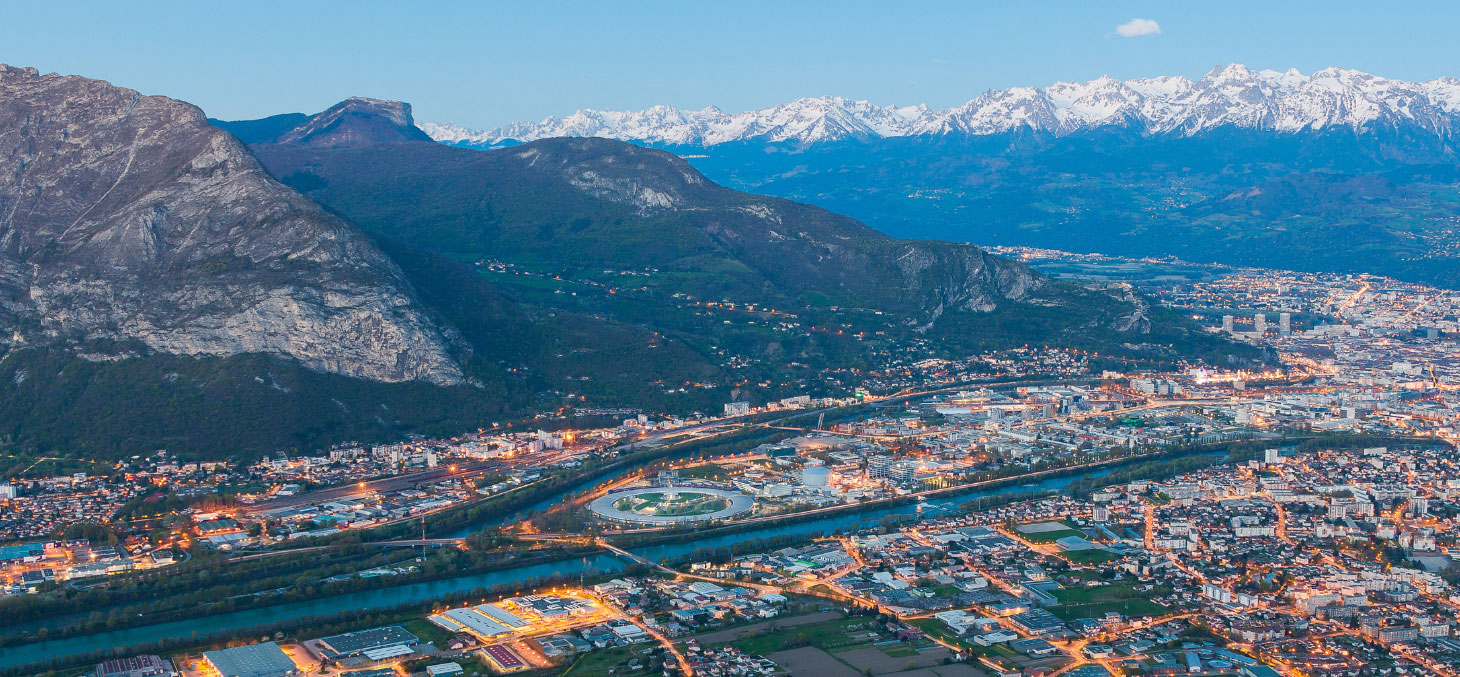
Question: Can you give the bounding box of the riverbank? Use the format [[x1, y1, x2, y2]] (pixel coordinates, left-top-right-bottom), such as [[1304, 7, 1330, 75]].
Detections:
[[3, 431, 1411, 672], [0, 446, 1140, 671]]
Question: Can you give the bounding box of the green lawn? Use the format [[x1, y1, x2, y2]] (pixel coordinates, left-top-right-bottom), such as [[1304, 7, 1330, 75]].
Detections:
[[991, 644, 1021, 658], [928, 584, 965, 598], [613, 492, 731, 516], [402, 618, 455, 647], [716, 618, 880, 655], [1050, 583, 1168, 621], [1059, 549, 1120, 565], [1021, 528, 1087, 544], [561, 646, 651, 675], [678, 463, 728, 480]]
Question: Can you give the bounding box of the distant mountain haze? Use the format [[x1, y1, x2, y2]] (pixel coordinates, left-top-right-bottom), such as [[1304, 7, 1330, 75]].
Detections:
[[425, 65, 1460, 146], [422, 65, 1460, 289]]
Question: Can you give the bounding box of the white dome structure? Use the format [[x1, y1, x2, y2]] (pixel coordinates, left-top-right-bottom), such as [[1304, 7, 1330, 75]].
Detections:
[[800, 465, 831, 487]]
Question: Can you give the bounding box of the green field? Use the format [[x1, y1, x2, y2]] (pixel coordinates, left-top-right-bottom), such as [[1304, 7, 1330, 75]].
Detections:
[[1024, 529, 1086, 543], [1015, 523, 1089, 544], [612, 491, 731, 517], [715, 617, 879, 655], [928, 584, 965, 598], [707, 615, 941, 658], [678, 463, 729, 480], [1059, 549, 1120, 565], [1050, 583, 1168, 621], [401, 618, 455, 646], [561, 645, 650, 675]]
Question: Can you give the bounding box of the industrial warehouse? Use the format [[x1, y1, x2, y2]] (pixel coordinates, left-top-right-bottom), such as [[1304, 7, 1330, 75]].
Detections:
[[200, 642, 299, 677], [313, 625, 420, 662], [429, 593, 612, 641]]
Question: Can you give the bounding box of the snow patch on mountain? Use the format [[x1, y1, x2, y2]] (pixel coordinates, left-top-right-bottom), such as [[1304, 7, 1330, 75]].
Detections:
[[423, 65, 1460, 146]]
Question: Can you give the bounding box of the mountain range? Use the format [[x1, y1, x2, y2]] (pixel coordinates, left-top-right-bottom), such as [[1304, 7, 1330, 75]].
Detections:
[[425, 65, 1460, 146], [229, 103, 1232, 360], [0, 65, 1243, 460], [426, 65, 1460, 289]]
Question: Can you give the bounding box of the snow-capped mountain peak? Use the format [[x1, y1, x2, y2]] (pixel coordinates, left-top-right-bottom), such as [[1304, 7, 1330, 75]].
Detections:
[[423, 65, 1460, 147]]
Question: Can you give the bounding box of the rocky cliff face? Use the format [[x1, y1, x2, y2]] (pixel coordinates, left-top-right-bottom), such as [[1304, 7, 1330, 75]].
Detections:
[[214, 96, 436, 148], [0, 65, 463, 384]]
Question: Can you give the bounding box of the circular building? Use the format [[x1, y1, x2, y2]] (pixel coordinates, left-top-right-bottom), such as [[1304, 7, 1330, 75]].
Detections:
[[589, 485, 754, 525], [799, 465, 830, 487]]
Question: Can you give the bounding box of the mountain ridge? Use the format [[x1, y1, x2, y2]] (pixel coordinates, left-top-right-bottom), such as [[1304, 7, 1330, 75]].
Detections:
[[248, 133, 1055, 327], [215, 96, 434, 148], [240, 114, 1245, 369], [424, 65, 1460, 147], [0, 64, 464, 385]]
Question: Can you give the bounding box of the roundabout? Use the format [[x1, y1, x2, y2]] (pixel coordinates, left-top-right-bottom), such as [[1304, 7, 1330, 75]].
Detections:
[[589, 485, 754, 525]]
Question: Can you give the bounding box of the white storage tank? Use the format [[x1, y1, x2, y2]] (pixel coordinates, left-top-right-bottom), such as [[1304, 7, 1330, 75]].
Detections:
[[800, 465, 830, 487]]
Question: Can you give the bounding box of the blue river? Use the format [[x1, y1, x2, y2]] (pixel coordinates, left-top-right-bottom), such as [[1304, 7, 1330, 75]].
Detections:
[[0, 454, 1198, 671]]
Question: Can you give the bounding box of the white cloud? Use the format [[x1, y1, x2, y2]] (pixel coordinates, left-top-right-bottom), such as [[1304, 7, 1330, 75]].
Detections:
[[1115, 18, 1161, 38]]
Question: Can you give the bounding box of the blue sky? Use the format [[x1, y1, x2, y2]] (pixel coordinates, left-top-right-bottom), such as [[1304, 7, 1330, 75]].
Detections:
[[4, 1, 1459, 128]]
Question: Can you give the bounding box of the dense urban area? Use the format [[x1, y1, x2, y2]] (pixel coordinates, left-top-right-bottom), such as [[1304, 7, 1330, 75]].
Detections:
[[7, 251, 1460, 677]]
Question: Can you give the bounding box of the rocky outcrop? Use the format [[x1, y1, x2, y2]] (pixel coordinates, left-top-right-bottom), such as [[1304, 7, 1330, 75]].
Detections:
[[0, 65, 463, 384], [215, 96, 436, 148]]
